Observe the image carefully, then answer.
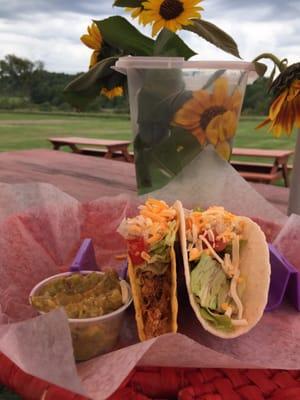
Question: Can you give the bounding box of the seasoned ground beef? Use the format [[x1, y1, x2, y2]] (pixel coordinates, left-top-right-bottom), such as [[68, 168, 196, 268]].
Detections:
[[137, 269, 172, 337]]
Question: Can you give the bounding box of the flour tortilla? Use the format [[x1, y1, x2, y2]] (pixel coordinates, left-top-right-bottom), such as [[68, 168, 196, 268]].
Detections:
[[128, 201, 180, 341], [177, 202, 271, 338]]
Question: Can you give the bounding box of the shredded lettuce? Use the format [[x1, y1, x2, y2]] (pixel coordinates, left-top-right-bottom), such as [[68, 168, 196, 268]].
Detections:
[[148, 220, 177, 264], [199, 307, 234, 332], [193, 206, 204, 212], [190, 253, 230, 312]]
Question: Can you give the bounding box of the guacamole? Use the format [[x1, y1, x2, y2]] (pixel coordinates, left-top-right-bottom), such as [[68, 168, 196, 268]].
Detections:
[[30, 270, 124, 319]]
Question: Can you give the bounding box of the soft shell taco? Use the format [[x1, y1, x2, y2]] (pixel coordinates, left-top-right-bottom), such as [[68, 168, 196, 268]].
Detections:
[[178, 205, 270, 338], [118, 198, 179, 341]]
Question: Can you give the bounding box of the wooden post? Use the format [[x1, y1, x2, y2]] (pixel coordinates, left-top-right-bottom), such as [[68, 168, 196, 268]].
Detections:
[[288, 129, 300, 215]]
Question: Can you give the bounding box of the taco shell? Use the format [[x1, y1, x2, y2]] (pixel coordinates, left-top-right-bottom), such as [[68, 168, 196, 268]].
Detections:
[[121, 199, 180, 341], [177, 202, 271, 338], [128, 246, 178, 341]]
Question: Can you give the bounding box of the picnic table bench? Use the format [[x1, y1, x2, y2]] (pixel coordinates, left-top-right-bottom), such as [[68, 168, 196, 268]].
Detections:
[[231, 148, 294, 187], [48, 137, 293, 186], [48, 136, 133, 162]]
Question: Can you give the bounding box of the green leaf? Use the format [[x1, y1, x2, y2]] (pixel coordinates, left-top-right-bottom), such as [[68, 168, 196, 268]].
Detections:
[[63, 57, 123, 109], [95, 16, 154, 56], [154, 29, 196, 60], [114, 0, 143, 6], [202, 69, 226, 90], [184, 19, 241, 58], [137, 69, 188, 125], [253, 61, 267, 77]]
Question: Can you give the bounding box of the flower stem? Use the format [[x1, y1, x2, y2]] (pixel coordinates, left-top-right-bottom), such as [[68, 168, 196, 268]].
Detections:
[[252, 53, 288, 73]]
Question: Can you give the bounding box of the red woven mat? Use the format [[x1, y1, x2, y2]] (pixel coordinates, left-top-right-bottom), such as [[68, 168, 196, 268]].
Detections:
[[110, 367, 300, 400], [1, 352, 300, 399]]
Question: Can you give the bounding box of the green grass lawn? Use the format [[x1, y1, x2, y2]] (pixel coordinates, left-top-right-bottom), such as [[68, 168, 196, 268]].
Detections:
[[0, 111, 296, 154], [0, 111, 132, 151]]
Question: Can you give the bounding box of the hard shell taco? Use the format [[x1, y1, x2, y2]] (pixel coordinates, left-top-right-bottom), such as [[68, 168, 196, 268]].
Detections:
[[117, 198, 180, 341], [177, 205, 270, 338]]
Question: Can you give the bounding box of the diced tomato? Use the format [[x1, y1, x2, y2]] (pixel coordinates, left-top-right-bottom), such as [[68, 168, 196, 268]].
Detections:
[[213, 239, 227, 252], [203, 231, 227, 252], [127, 237, 148, 265]]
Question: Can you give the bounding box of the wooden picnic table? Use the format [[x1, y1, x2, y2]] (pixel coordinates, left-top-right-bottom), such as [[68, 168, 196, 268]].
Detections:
[[48, 136, 133, 162], [231, 148, 294, 187]]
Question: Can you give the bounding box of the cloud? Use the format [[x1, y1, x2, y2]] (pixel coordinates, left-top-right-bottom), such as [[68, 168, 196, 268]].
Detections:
[[0, 0, 298, 73], [0, 0, 113, 19], [205, 0, 300, 21]]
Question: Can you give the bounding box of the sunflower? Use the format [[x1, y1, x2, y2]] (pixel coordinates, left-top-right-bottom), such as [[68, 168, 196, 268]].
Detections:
[[80, 22, 103, 69], [142, 0, 203, 37], [101, 86, 124, 99], [125, 6, 148, 25], [173, 77, 242, 160], [256, 63, 300, 137]]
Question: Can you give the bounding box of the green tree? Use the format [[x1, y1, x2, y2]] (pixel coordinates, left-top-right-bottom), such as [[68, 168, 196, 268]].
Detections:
[[0, 54, 43, 96], [242, 77, 273, 115]]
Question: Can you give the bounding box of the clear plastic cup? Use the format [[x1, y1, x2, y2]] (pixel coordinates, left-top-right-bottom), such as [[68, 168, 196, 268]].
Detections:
[[114, 56, 257, 194], [29, 271, 132, 361]]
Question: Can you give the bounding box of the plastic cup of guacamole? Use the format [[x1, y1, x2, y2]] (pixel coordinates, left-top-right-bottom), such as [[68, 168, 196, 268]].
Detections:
[[29, 270, 132, 361]]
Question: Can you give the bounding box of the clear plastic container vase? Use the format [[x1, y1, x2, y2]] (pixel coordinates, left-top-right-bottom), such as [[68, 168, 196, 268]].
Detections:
[[115, 57, 257, 195]]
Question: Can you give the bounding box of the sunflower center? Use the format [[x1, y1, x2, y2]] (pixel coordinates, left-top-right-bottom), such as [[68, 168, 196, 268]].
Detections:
[[159, 0, 184, 20], [200, 106, 227, 130]]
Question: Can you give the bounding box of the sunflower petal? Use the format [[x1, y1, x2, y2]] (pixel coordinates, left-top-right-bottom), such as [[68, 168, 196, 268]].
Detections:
[[173, 107, 200, 127], [101, 86, 124, 99], [89, 51, 99, 68], [188, 0, 204, 6], [212, 77, 228, 105], [166, 19, 178, 32], [91, 23, 102, 42], [80, 34, 99, 50], [192, 90, 210, 109], [192, 128, 206, 145], [223, 111, 237, 139], [152, 19, 164, 36], [256, 118, 271, 130], [269, 89, 288, 120], [226, 89, 242, 112], [181, 98, 202, 112], [206, 125, 219, 145], [215, 141, 231, 160], [295, 96, 300, 128]]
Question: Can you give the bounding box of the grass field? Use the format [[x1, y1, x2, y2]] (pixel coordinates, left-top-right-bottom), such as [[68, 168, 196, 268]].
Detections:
[[0, 111, 296, 160]]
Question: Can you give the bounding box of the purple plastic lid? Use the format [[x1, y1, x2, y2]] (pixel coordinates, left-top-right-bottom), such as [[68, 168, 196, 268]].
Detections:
[[266, 244, 300, 311], [69, 238, 98, 272]]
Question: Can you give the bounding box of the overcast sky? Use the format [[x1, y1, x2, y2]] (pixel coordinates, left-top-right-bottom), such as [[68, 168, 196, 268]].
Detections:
[[0, 0, 299, 73]]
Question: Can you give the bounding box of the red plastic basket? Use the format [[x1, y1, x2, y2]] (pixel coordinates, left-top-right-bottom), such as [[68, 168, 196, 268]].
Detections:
[[1, 353, 300, 400]]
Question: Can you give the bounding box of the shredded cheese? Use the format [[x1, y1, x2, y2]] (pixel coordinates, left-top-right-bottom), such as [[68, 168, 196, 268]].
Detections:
[[118, 198, 178, 251], [230, 273, 243, 320], [141, 251, 151, 262], [189, 247, 202, 261], [115, 254, 127, 260], [225, 306, 233, 318]]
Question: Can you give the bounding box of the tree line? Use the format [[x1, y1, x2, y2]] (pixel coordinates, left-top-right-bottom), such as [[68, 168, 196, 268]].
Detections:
[[0, 54, 272, 114]]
